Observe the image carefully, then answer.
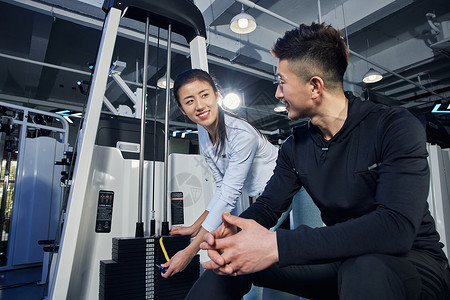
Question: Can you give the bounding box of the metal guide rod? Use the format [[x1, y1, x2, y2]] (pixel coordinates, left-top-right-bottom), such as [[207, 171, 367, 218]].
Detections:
[[0, 132, 8, 241], [150, 28, 161, 237], [136, 16, 150, 238], [161, 23, 172, 236]]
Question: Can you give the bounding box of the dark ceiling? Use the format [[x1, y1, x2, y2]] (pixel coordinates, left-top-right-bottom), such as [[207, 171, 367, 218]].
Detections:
[[0, 0, 449, 147]]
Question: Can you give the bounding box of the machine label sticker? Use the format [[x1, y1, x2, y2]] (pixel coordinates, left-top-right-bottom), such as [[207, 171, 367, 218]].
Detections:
[[171, 192, 184, 225], [95, 190, 114, 233]]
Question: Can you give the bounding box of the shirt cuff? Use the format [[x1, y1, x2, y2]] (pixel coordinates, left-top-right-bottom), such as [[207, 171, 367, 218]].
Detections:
[[202, 200, 235, 232], [276, 228, 292, 267]]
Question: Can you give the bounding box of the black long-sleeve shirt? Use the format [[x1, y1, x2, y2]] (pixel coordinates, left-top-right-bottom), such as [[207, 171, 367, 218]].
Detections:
[[240, 93, 447, 266]]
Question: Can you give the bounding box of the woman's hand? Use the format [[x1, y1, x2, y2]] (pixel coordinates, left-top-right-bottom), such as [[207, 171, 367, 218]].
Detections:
[[170, 225, 200, 237], [170, 211, 209, 237], [160, 248, 195, 278], [162, 227, 209, 278]]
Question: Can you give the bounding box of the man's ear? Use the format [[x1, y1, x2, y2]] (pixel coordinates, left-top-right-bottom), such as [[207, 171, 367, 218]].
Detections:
[[178, 105, 187, 115], [310, 76, 324, 100]]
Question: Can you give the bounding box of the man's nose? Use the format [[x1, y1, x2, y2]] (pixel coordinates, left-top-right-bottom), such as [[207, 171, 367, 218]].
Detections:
[[275, 85, 284, 103]]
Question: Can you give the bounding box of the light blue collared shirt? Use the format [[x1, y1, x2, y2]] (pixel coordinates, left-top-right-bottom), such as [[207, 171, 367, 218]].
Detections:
[[199, 114, 278, 232]]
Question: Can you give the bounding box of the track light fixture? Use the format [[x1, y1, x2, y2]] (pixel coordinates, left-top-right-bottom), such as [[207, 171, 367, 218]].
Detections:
[[362, 68, 383, 83], [157, 73, 174, 89], [230, 4, 256, 34], [274, 105, 286, 112]]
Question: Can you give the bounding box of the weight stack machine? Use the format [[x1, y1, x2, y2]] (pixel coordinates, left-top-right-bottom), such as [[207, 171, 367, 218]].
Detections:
[[100, 236, 199, 300], [48, 0, 209, 299]]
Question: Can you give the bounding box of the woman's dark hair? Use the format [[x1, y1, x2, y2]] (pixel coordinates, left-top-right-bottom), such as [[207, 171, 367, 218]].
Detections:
[[173, 69, 265, 156]]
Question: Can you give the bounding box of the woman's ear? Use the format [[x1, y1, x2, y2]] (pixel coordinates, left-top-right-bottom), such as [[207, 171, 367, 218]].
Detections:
[[215, 90, 220, 102], [178, 105, 187, 115]]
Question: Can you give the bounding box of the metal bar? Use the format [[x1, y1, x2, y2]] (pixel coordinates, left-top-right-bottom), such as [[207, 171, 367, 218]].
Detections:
[[136, 17, 150, 237], [3, 0, 275, 81], [102, 96, 119, 115], [236, 0, 447, 102], [49, 7, 122, 299], [317, 0, 322, 23], [0, 43, 273, 81], [348, 49, 447, 101], [0, 133, 7, 243], [0, 52, 91, 76], [235, 0, 298, 27], [0, 52, 161, 90], [161, 24, 172, 235], [151, 28, 161, 237], [110, 73, 138, 105]]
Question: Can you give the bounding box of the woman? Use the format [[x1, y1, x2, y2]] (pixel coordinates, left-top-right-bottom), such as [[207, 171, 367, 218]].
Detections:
[[161, 69, 279, 280]]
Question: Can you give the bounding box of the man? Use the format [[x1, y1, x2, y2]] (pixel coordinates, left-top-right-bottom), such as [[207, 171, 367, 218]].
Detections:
[[186, 23, 449, 299]]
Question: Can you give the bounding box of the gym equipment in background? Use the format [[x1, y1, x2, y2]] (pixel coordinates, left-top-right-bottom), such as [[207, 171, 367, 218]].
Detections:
[[48, 1, 209, 299]]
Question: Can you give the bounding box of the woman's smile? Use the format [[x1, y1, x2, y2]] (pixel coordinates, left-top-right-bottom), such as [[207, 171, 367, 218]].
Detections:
[[197, 110, 210, 119]]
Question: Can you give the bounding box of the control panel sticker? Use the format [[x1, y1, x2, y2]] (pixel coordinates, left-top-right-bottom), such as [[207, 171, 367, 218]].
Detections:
[[96, 190, 114, 233], [171, 192, 184, 225]]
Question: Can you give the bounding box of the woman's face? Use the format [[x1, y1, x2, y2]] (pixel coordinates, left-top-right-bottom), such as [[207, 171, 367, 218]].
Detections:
[[177, 79, 220, 133]]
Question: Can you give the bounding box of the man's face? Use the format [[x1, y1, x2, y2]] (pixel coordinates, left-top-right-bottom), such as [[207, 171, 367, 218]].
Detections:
[[275, 59, 312, 121]]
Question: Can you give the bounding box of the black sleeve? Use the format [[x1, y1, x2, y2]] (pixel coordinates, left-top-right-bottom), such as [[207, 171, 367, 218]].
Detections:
[[276, 109, 431, 266], [240, 136, 303, 229]]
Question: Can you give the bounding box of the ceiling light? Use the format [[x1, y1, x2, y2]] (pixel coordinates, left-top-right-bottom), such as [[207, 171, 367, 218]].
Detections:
[[71, 112, 83, 118], [62, 115, 73, 124], [274, 105, 286, 112], [223, 93, 241, 110], [362, 68, 383, 83], [157, 73, 174, 89], [230, 5, 256, 34], [55, 109, 71, 115]]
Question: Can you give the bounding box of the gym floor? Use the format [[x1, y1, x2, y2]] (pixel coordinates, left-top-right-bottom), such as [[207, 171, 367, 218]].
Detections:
[[0, 265, 301, 300], [0, 265, 45, 300]]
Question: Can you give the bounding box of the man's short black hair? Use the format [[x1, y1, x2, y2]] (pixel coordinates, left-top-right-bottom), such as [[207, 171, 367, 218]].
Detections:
[[272, 23, 349, 91]]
